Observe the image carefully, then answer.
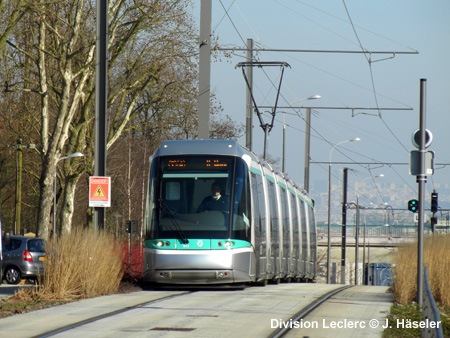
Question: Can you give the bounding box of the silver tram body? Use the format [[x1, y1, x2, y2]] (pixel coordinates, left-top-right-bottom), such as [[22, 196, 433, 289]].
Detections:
[[143, 140, 316, 285]]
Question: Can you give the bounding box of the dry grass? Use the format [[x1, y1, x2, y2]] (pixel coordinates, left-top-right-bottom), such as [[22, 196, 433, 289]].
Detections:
[[393, 234, 450, 306], [15, 228, 124, 302]]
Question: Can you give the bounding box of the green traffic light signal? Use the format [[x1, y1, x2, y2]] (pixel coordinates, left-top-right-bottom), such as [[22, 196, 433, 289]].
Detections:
[[408, 199, 418, 213]]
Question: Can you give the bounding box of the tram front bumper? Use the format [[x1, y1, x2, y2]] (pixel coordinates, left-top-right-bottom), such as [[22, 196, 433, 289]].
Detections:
[[144, 248, 253, 284], [154, 269, 234, 284]]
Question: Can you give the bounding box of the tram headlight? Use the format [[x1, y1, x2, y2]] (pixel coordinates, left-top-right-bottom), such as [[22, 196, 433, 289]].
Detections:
[[225, 241, 235, 248], [153, 240, 171, 248], [159, 272, 171, 279], [217, 241, 235, 249], [217, 271, 229, 279]]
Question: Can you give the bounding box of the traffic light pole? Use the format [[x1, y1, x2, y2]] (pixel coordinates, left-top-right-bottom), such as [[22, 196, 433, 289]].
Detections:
[[416, 78, 427, 307]]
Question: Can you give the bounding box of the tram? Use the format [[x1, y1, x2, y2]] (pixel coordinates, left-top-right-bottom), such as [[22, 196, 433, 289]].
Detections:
[[143, 140, 316, 285]]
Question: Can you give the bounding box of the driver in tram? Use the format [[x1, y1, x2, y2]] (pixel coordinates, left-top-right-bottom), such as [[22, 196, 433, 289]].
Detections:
[[197, 183, 229, 213]]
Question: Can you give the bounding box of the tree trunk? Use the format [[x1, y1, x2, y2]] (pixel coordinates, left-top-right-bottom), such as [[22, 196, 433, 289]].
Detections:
[[37, 159, 56, 239], [60, 174, 82, 235]]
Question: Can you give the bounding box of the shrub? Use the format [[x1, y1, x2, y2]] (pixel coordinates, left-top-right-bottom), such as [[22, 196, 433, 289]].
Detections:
[[23, 228, 124, 301], [393, 234, 450, 306]]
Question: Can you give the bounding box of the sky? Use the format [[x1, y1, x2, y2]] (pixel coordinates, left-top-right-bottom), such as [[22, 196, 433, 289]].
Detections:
[[190, 0, 450, 213]]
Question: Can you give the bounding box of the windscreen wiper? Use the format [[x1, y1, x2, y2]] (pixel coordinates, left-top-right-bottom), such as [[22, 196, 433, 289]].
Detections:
[[158, 199, 189, 244]]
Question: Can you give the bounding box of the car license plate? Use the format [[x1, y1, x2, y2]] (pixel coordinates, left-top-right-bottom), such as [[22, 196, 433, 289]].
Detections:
[[39, 256, 47, 261]]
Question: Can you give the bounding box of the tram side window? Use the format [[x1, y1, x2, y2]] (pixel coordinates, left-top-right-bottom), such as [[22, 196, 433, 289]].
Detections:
[[308, 204, 316, 260], [307, 204, 315, 229], [279, 187, 289, 235], [290, 192, 299, 236], [250, 173, 261, 232], [144, 159, 159, 240], [267, 180, 278, 235], [252, 173, 266, 233], [232, 160, 251, 241], [299, 197, 308, 261]]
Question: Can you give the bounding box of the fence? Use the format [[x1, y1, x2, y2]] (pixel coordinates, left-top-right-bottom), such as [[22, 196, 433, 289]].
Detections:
[[316, 225, 442, 238]]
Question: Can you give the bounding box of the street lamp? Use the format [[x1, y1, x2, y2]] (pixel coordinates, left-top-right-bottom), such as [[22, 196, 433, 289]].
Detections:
[[53, 152, 84, 236], [289, 94, 322, 106], [8, 138, 35, 235], [281, 95, 321, 173], [288, 95, 321, 185], [326, 137, 360, 284]]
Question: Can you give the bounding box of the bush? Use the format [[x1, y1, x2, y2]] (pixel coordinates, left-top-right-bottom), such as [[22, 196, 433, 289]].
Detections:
[[25, 228, 124, 301], [393, 234, 450, 306]]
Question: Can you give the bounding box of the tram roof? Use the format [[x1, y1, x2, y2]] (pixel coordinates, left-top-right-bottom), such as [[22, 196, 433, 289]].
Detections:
[[154, 140, 248, 158]]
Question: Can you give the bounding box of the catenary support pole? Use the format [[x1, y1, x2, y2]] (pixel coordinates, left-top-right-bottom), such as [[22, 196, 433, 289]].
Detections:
[[245, 39, 253, 150], [341, 168, 348, 284], [417, 79, 427, 306], [304, 108, 311, 192], [94, 0, 108, 229], [355, 198, 360, 285], [198, 0, 212, 139]]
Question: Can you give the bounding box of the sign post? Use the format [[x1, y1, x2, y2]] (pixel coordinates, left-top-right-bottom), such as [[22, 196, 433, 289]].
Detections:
[[89, 176, 111, 208]]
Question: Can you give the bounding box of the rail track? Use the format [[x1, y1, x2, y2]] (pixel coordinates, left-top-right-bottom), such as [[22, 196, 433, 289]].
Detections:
[[33, 291, 193, 338], [269, 285, 353, 338]]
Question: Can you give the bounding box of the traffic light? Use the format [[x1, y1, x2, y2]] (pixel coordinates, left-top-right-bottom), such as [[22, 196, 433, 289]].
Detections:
[[431, 216, 437, 226], [125, 220, 138, 234], [408, 199, 418, 213], [431, 191, 438, 213]]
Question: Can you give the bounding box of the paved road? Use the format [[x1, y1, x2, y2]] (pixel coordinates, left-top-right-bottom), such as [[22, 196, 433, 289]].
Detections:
[[0, 283, 22, 299], [0, 280, 34, 299]]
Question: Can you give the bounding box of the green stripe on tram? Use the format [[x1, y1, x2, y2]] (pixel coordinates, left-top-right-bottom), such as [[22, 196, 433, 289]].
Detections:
[[278, 181, 287, 190], [265, 174, 275, 183], [144, 239, 251, 250], [250, 166, 262, 175]]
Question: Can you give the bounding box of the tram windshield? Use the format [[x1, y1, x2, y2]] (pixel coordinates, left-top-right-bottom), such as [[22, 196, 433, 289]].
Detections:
[[146, 155, 250, 241]]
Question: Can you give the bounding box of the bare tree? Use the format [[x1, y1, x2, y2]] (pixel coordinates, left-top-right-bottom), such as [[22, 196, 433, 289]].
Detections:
[[0, 0, 243, 238], [0, 0, 28, 51]]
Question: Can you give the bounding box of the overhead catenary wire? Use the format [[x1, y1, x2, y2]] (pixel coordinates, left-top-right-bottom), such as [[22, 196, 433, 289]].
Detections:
[[214, 0, 418, 208], [217, 0, 246, 46], [342, 0, 410, 153], [273, 0, 418, 53]]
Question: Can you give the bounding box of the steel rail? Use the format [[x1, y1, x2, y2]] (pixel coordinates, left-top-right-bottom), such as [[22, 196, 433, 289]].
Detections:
[[33, 291, 192, 338], [269, 285, 354, 338]]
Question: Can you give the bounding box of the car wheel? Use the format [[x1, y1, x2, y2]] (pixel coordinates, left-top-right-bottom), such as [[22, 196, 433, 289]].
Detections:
[[5, 267, 22, 285]]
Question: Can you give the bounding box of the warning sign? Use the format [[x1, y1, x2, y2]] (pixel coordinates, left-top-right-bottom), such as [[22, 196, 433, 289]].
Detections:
[[93, 186, 106, 197], [89, 176, 111, 207]]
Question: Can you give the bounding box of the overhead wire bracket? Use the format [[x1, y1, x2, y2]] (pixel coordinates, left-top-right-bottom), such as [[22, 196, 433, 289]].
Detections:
[[235, 61, 290, 133]]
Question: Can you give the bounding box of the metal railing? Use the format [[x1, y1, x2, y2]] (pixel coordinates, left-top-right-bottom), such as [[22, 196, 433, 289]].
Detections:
[[316, 225, 445, 238], [422, 266, 444, 338]]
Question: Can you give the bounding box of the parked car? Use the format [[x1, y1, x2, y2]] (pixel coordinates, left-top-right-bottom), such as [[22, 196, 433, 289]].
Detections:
[[1, 235, 46, 284]]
